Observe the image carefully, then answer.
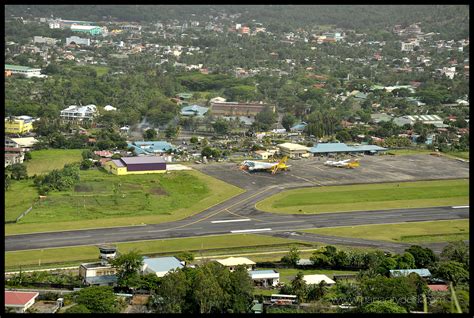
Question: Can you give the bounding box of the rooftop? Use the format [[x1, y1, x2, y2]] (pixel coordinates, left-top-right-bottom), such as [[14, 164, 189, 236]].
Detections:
[[85, 275, 118, 285], [120, 156, 166, 165], [310, 143, 387, 153], [5, 64, 41, 71], [277, 143, 310, 151], [216, 257, 256, 267], [143, 256, 183, 273], [5, 291, 39, 306], [303, 274, 336, 285], [390, 269, 432, 277]]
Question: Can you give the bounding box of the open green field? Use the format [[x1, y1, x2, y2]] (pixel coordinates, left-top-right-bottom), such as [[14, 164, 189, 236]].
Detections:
[[256, 179, 469, 214], [445, 151, 469, 160], [25, 149, 83, 176], [5, 179, 38, 222], [303, 219, 469, 243], [87, 65, 110, 76], [6, 169, 244, 235], [4, 234, 303, 270]]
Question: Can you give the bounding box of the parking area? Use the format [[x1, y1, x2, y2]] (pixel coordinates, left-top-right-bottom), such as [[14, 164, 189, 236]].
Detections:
[[193, 154, 469, 190]]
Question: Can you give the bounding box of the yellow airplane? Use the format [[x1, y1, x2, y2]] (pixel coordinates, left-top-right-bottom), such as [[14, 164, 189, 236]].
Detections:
[[240, 156, 289, 174], [324, 158, 360, 169]]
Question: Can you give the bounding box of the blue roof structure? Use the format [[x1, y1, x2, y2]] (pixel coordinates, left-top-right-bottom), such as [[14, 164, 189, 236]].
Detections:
[[249, 270, 278, 275], [390, 269, 432, 277], [181, 105, 209, 117], [291, 122, 307, 132], [310, 143, 387, 154], [130, 141, 175, 154], [143, 256, 183, 273]]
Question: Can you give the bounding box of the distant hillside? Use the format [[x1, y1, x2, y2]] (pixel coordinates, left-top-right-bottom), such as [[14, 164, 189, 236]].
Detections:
[[5, 5, 469, 39]]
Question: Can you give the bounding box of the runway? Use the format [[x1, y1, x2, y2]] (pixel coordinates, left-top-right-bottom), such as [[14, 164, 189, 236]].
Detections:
[[5, 203, 468, 251]]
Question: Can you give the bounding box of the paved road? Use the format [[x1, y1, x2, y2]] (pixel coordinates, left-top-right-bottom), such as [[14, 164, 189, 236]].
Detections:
[[6, 199, 468, 251]]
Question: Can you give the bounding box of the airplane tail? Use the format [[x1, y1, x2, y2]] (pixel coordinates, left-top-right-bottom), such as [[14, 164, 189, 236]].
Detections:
[[272, 156, 288, 174]]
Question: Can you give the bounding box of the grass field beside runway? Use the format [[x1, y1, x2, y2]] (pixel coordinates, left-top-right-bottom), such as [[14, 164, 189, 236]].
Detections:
[[256, 179, 469, 214], [25, 149, 84, 176], [5, 179, 38, 222], [6, 170, 244, 235], [5, 234, 305, 270], [302, 219, 469, 243]]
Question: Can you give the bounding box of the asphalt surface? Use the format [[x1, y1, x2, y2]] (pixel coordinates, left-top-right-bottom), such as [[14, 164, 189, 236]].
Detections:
[[5, 154, 469, 252], [5, 204, 468, 251]]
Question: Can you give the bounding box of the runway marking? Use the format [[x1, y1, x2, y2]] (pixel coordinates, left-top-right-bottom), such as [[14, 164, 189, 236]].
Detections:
[[211, 219, 251, 223], [259, 220, 307, 225], [146, 227, 202, 233], [224, 209, 264, 222], [35, 235, 91, 242], [452, 206, 469, 209], [230, 228, 272, 233]]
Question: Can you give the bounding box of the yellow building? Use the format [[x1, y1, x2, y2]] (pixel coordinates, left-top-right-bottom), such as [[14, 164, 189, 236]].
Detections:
[[5, 117, 34, 134], [104, 156, 167, 175]]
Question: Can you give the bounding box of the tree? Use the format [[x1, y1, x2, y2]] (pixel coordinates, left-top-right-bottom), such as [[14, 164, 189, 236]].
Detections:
[[176, 251, 194, 263], [201, 146, 213, 159], [434, 261, 469, 286], [307, 281, 328, 301], [165, 125, 179, 138], [395, 252, 416, 269], [281, 247, 300, 266], [281, 113, 296, 131], [360, 276, 419, 310], [110, 250, 144, 289], [75, 286, 119, 313], [254, 106, 277, 131], [362, 300, 407, 313], [80, 159, 93, 170], [291, 271, 307, 303], [155, 269, 188, 313], [229, 266, 254, 313], [24, 151, 32, 161], [440, 241, 469, 267], [82, 149, 94, 160], [336, 130, 352, 142], [405, 245, 437, 268], [192, 265, 225, 313], [144, 128, 158, 140], [190, 136, 198, 144], [212, 119, 229, 135], [10, 163, 28, 180], [65, 304, 91, 313]]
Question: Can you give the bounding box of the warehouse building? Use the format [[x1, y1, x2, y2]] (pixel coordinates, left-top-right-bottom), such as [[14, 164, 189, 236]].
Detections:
[[309, 143, 387, 155], [104, 156, 167, 175], [70, 24, 103, 35], [5, 64, 45, 78], [277, 142, 310, 158]]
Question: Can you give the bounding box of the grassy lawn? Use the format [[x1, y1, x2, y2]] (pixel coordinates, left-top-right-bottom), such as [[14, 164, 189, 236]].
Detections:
[[302, 219, 469, 243], [256, 179, 469, 214], [87, 65, 110, 76], [5, 179, 38, 222], [5, 234, 303, 270], [25, 149, 83, 176], [444, 151, 469, 160], [6, 170, 244, 235], [257, 268, 359, 284]]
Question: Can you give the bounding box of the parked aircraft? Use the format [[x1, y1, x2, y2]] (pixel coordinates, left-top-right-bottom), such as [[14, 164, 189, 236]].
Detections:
[[240, 156, 289, 174], [324, 158, 360, 168]]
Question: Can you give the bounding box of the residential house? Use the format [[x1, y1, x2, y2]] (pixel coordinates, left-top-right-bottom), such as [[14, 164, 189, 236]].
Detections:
[[249, 270, 280, 287], [5, 116, 35, 134], [5, 147, 25, 167], [180, 105, 209, 117], [60, 105, 97, 123], [141, 257, 184, 277], [216, 257, 256, 272], [5, 137, 38, 149], [5, 291, 39, 313], [254, 150, 272, 160], [33, 36, 57, 45]]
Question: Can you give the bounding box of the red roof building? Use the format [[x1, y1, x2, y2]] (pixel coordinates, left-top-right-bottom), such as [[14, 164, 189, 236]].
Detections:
[[5, 291, 39, 313], [428, 284, 449, 292]]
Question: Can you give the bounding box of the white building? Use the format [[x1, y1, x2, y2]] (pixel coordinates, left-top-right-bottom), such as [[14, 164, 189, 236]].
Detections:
[[277, 143, 310, 159], [303, 274, 336, 286], [142, 256, 184, 277], [33, 36, 58, 45], [66, 36, 91, 46], [60, 105, 97, 122], [250, 270, 280, 287], [5, 291, 39, 313], [441, 67, 456, 79], [5, 64, 45, 78]]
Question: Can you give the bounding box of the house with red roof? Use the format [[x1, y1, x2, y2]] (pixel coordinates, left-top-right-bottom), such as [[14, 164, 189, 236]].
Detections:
[[5, 291, 39, 313]]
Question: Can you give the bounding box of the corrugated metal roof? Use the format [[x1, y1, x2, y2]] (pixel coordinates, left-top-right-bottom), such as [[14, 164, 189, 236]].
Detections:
[[121, 156, 166, 165], [390, 269, 431, 277], [143, 257, 183, 273], [310, 143, 387, 153], [249, 270, 278, 275]]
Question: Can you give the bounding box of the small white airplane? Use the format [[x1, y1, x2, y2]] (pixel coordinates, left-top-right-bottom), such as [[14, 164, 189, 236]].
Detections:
[[240, 156, 289, 174], [324, 158, 360, 169]]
